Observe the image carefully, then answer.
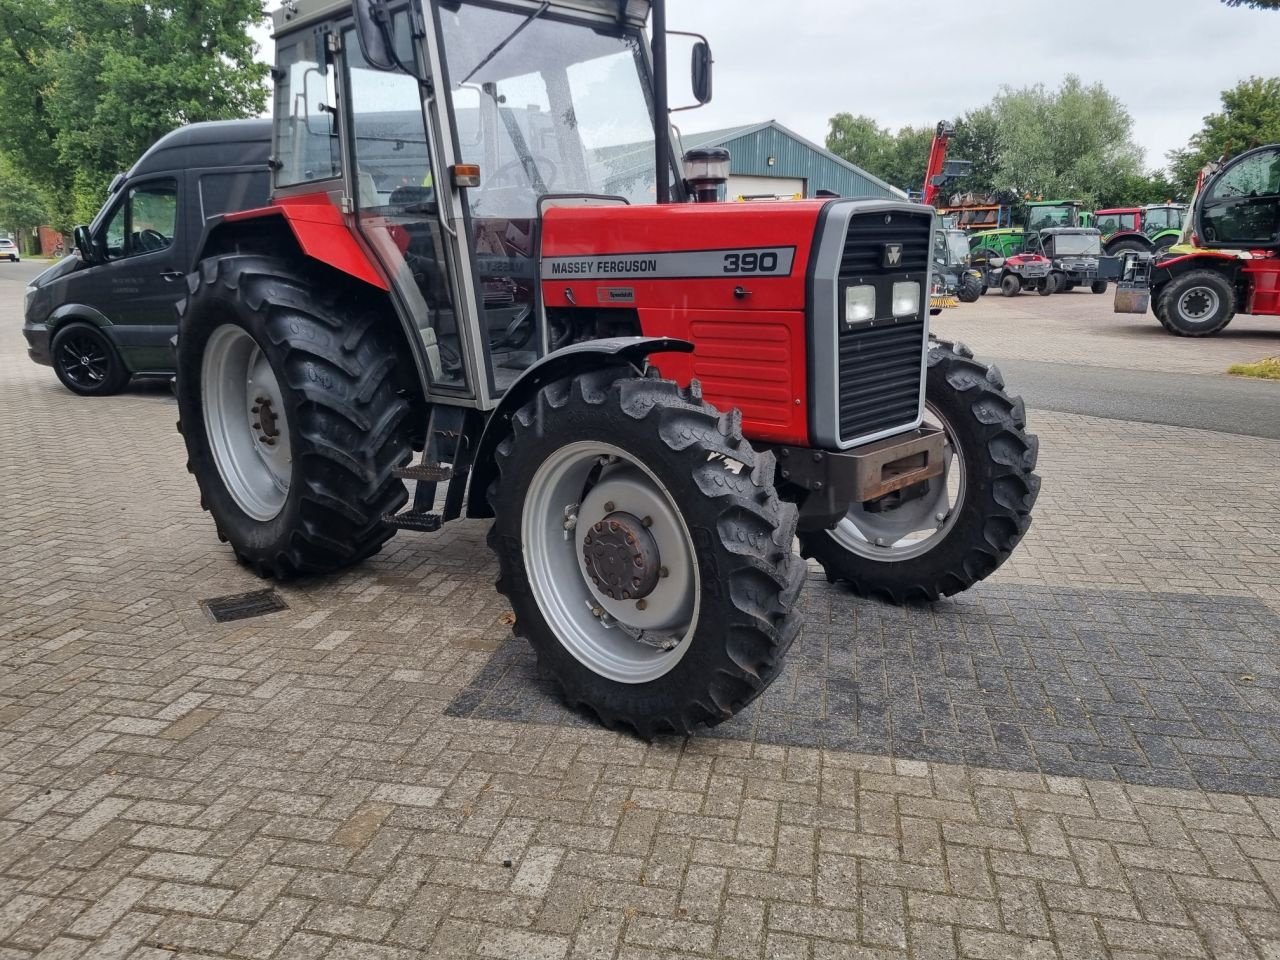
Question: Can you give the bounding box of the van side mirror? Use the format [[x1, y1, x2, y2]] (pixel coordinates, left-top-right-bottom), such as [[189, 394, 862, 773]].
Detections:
[[691, 41, 713, 105], [72, 225, 97, 263], [353, 0, 396, 70]]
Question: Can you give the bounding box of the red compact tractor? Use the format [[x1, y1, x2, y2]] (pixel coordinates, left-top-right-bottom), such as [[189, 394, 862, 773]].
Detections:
[[1115, 144, 1280, 336], [175, 0, 1040, 736]]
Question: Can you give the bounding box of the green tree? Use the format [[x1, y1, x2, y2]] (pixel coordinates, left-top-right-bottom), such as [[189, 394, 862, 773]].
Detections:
[[1166, 76, 1280, 194], [825, 114, 894, 180], [0, 156, 48, 254], [990, 75, 1144, 208], [0, 0, 268, 230], [946, 107, 1001, 197], [1221, 0, 1280, 8], [879, 124, 934, 194]]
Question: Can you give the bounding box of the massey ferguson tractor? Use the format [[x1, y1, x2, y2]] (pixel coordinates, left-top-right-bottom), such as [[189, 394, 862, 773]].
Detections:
[[175, 0, 1040, 737]]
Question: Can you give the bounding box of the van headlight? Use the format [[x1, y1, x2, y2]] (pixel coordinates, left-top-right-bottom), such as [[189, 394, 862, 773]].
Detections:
[[892, 281, 920, 317], [844, 285, 875, 324]]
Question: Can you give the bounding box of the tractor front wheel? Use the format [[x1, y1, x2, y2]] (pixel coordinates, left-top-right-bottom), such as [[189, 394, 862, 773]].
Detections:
[[176, 255, 413, 578], [1156, 269, 1236, 337], [488, 371, 804, 738], [798, 342, 1040, 603]]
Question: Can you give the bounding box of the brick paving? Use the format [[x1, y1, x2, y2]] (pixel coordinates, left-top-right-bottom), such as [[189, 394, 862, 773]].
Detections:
[[3, 288, 1280, 958], [933, 291, 1279, 376]]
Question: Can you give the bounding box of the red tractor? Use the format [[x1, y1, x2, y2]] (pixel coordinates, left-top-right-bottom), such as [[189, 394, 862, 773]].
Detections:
[[175, 0, 1040, 736], [1116, 145, 1280, 336]]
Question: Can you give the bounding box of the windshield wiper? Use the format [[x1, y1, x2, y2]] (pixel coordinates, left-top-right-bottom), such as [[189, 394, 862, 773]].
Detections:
[[459, 1, 549, 86]]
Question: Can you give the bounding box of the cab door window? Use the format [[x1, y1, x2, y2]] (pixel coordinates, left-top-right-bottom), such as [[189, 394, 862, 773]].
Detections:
[[99, 179, 178, 260], [1200, 147, 1280, 246]]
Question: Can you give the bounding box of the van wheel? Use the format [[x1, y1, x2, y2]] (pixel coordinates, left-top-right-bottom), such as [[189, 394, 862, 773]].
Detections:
[[51, 322, 130, 396]]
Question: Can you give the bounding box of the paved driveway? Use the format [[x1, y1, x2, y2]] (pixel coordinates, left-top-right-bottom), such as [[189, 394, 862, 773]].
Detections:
[[3, 288, 1280, 959]]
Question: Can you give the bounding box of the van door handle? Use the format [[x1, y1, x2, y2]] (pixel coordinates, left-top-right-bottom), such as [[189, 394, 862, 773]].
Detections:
[[160, 271, 184, 281]]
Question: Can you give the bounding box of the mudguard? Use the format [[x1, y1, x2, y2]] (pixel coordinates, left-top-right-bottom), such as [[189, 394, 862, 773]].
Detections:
[[465, 336, 694, 519]]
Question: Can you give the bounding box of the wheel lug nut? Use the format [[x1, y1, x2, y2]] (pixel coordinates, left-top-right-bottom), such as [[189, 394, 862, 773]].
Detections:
[[659, 567, 669, 578], [252, 422, 260, 429], [604, 501, 615, 512], [641, 516, 652, 527], [636, 599, 647, 610]]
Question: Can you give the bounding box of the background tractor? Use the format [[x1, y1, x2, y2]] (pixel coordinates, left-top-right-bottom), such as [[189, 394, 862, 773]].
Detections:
[[1095, 204, 1186, 257], [174, 0, 1040, 737], [969, 200, 1089, 260], [932, 227, 985, 302], [1115, 144, 1279, 336]]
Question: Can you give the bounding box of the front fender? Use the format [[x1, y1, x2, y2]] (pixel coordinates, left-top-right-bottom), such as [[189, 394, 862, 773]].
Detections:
[[465, 337, 694, 519]]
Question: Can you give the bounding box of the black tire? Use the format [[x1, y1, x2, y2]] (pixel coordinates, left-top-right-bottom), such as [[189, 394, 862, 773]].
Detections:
[[1107, 239, 1150, 257], [51, 322, 131, 396], [1048, 272, 1065, 294], [1036, 278, 1053, 296], [1091, 280, 1108, 294], [175, 254, 412, 578], [958, 273, 983, 303], [1156, 269, 1236, 337], [488, 371, 804, 738], [1064, 281, 1077, 292], [1153, 235, 1178, 254], [798, 342, 1040, 604], [1000, 274, 1021, 297]]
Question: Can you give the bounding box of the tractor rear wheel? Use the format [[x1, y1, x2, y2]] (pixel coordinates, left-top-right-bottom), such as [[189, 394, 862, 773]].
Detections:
[[488, 370, 804, 738], [1108, 239, 1149, 257], [1157, 269, 1236, 337], [176, 255, 413, 578], [798, 342, 1040, 604], [1000, 274, 1021, 297]]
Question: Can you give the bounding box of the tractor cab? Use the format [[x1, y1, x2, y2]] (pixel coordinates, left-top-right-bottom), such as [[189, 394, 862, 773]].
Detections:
[[1196, 144, 1280, 251], [270, 0, 693, 403], [1025, 200, 1085, 232]]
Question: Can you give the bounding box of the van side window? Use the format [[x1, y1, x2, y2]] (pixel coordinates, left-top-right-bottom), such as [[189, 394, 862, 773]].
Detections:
[[99, 179, 179, 260], [274, 33, 341, 186], [200, 171, 271, 220]]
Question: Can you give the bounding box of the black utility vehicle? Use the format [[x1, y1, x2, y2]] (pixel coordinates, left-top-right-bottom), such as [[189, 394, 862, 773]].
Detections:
[[1026, 227, 1122, 295], [24, 120, 270, 395]]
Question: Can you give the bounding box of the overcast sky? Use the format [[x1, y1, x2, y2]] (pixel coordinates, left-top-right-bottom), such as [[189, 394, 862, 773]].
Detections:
[[252, 0, 1278, 173]]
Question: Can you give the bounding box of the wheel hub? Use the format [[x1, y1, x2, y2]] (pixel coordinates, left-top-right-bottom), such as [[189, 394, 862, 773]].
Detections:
[[252, 395, 281, 446], [581, 511, 661, 601]]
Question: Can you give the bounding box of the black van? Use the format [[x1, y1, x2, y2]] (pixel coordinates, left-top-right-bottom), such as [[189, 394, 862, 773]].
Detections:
[[23, 119, 271, 395]]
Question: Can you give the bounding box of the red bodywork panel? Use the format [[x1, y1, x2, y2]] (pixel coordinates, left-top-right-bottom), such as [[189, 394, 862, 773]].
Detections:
[[1243, 258, 1280, 316], [223, 193, 389, 291], [540, 201, 826, 445]]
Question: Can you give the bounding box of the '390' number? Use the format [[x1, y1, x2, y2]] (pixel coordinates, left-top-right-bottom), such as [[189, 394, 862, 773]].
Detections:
[[723, 251, 779, 274]]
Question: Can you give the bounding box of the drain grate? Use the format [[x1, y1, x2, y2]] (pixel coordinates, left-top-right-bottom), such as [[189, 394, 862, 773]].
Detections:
[[201, 589, 288, 623]]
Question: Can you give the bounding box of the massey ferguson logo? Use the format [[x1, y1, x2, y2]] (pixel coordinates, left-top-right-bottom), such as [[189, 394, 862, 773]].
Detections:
[[883, 243, 903, 269]]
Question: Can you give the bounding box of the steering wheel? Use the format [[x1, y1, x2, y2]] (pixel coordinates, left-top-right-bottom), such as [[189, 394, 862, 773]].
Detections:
[[136, 229, 169, 252], [484, 155, 559, 192]]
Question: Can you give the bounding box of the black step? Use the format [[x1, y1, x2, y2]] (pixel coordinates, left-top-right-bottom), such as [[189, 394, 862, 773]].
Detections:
[[383, 511, 443, 533], [392, 463, 453, 483]]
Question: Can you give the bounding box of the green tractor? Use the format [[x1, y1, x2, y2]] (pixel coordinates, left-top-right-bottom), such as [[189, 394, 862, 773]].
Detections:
[[969, 200, 1088, 260], [1094, 204, 1186, 257]]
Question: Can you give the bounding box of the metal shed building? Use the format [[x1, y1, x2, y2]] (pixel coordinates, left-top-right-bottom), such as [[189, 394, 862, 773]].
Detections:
[[680, 120, 906, 201]]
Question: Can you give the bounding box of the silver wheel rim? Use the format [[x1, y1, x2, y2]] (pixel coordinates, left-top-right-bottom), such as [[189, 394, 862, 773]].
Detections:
[[1177, 286, 1219, 324], [201, 325, 292, 521], [828, 401, 965, 562], [521, 441, 700, 684]]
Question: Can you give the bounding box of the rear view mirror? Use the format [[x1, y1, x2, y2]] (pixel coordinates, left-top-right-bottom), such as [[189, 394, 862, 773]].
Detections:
[[72, 225, 96, 263], [354, 0, 396, 70], [691, 41, 713, 105]]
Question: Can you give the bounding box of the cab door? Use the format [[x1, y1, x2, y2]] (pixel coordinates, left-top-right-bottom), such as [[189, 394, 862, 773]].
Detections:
[[1197, 145, 1280, 251]]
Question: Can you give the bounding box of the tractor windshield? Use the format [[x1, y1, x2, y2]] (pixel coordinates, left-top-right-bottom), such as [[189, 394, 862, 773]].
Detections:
[[1027, 205, 1076, 231], [438, 4, 667, 217], [941, 232, 970, 266]]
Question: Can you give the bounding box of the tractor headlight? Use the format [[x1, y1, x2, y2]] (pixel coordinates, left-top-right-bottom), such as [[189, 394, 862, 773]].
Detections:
[[844, 284, 875, 324], [892, 281, 920, 317]]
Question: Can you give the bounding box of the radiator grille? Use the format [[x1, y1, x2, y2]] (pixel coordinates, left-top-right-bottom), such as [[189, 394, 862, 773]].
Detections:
[[836, 210, 932, 443]]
